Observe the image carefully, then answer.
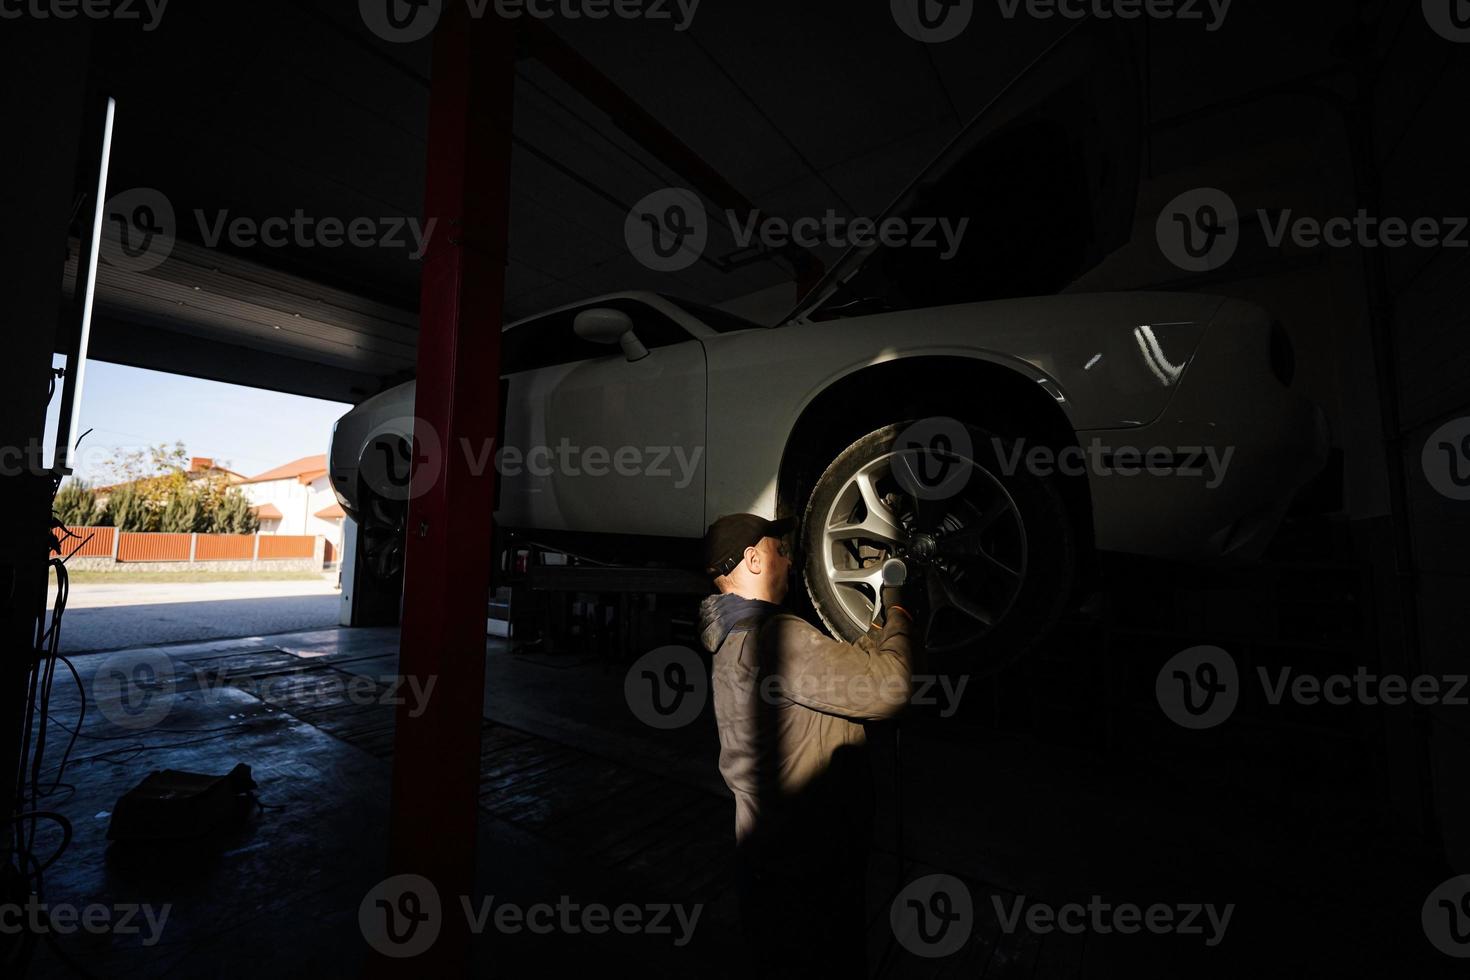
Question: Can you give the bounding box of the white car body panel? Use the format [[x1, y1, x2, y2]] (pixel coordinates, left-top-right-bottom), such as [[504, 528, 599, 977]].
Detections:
[[329, 289, 1325, 562], [702, 291, 1224, 524], [499, 336, 707, 537]]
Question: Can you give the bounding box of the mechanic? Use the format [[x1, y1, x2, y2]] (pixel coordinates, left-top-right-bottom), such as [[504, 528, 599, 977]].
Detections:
[[696, 512, 920, 976]]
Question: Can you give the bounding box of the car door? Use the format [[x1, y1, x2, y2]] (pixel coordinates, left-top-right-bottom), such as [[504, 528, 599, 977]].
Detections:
[[495, 299, 707, 538]]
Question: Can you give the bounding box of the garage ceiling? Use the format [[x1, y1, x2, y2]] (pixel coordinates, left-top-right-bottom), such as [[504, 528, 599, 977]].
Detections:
[[58, 1, 1062, 402], [69, 0, 1353, 403]]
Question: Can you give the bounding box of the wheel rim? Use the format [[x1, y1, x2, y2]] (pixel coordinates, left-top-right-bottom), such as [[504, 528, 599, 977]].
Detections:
[[360, 494, 406, 582], [819, 447, 1027, 652]]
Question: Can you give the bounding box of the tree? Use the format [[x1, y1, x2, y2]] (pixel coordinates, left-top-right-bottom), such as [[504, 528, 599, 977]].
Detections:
[[95, 443, 180, 531], [190, 468, 236, 529], [99, 441, 190, 488], [212, 490, 260, 534], [160, 488, 202, 533], [94, 444, 259, 534], [53, 480, 100, 526], [101, 485, 149, 531]]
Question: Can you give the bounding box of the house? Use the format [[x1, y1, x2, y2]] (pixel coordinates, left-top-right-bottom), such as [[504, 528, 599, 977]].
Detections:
[[188, 457, 247, 485], [94, 456, 246, 508], [240, 454, 345, 562]]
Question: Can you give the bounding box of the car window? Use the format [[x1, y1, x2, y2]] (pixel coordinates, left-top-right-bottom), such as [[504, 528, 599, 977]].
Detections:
[[501, 299, 693, 373]]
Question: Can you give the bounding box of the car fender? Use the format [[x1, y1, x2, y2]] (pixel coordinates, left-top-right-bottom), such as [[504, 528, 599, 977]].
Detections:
[[703, 292, 1226, 524]]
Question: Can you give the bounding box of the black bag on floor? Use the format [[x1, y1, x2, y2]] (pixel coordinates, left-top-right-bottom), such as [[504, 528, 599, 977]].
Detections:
[[107, 763, 258, 841]]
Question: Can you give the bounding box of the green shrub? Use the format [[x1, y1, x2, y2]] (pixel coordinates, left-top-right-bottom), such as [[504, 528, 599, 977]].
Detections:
[[53, 480, 99, 526], [212, 490, 260, 534], [160, 489, 202, 533], [103, 485, 150, 531]]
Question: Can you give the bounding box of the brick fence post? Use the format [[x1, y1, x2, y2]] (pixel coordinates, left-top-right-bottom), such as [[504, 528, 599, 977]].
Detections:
[[109, 527, 121, 566], [188, 533, 198, 563]]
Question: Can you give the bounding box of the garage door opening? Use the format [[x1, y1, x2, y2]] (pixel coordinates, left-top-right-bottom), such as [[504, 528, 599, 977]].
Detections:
[[43, 358, 351, 654]]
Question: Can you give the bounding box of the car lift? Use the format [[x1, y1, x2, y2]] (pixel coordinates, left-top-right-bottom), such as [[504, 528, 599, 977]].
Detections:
[[507, 554, 710, 660]]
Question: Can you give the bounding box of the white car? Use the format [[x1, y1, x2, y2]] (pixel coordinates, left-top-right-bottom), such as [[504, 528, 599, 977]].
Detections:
[[328, 22, 1328, 658], [330, 286, 1324, 654]]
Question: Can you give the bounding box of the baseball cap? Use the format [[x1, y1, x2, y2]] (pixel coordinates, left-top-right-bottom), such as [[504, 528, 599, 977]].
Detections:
[[702, 513, 796, 577]]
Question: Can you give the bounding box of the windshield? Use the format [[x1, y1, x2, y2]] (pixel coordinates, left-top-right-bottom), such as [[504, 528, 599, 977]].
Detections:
[[664, 296, 763, 333]]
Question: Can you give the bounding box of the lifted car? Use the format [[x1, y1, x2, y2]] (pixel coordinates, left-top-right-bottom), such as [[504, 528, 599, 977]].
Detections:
[[328, 22, 1327, 662]]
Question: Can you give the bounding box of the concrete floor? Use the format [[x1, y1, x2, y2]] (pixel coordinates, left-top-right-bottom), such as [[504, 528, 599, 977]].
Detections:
[[53, 579, 342, 654], [51, 579, 340, 610], [17, 619, 1465, 977], [24, 628, 754, 977]]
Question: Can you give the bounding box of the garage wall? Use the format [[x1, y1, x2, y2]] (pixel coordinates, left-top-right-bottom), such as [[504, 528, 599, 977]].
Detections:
[[1055, 1, 1467, 860], [1371, 2, 1470, 870]]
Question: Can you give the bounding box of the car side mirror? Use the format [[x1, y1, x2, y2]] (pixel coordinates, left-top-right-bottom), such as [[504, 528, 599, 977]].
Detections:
[[573, 307, 649, 362]]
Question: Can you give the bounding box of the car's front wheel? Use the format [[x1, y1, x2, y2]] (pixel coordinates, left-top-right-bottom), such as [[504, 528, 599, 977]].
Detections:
[[800, 421, 1076, 669]]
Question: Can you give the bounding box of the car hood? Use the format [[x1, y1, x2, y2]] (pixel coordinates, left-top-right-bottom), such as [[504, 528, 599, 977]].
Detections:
[[786, 19, 1144, 324]]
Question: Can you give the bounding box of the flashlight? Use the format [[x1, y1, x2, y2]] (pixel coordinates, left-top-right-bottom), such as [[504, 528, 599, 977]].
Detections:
[[880, 557, 908, 588], [877, 557, 908, 622]]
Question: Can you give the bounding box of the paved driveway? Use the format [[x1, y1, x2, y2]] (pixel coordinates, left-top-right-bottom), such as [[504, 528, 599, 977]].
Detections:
[[51, 578, 343, 653]]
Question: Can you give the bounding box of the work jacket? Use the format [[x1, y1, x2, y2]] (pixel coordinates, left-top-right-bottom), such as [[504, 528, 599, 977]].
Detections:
[[697, 592, 915, 864]]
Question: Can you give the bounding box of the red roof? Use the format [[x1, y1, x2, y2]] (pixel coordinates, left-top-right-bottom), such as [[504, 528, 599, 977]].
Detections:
[[244, 454, 328, 485], [94, 456, 246, 494], [314, 503, 346, 519], [251, 503, 284, 519]]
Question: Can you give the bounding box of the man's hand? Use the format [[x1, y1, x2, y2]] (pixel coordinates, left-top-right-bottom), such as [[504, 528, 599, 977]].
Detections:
[[878, 580, 922, 625]]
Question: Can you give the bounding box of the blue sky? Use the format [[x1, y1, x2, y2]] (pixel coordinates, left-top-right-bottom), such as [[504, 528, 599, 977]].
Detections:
[[46, 357, 351, 484]]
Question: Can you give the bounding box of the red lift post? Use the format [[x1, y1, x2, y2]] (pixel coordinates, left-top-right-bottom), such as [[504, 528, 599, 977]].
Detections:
[[376, 14, 817, 973], [377, 6, 514, 973]]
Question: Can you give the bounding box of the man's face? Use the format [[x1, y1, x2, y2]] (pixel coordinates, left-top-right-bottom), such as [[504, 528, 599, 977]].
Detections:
[[756, 535, 791, 602]]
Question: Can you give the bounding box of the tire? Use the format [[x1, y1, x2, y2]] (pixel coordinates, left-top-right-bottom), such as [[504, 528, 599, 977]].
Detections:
[[352, 433, 417, 626], [800, 420, 1076, 672], [352, 486, 407, 626]]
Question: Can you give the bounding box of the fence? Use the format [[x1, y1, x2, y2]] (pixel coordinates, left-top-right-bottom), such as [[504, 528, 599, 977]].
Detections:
[[61, 528, 325, 567], [59, 526, 114, 558], [118, 532, 192, 562], [194, 533, 256, 561], [257, 535, 316, 560]]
